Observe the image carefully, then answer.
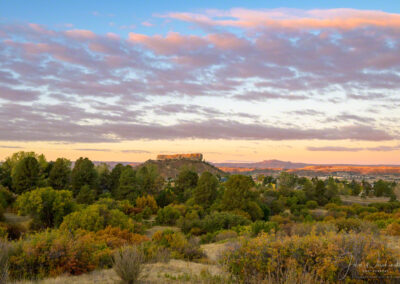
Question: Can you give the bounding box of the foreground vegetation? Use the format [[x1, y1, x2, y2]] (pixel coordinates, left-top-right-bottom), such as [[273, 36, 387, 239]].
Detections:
[[1, 151, 400, 283]]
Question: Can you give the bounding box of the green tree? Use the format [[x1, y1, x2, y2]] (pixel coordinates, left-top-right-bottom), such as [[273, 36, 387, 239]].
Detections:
[[12, 156, 40, 193], [302, 179, 316, 200], [110, 163, 125, 195], [136, 165, 163, 195], [175, 168, 198, 191], [0, 166, 10, 189], [262, 176, 276, 186], [48, 158, 71, 190], [71, 157, 97, 196], [116, 166, 139, 202], [193, 172, 218, 208], [16, 187, 76, 228], [325, 177, 339, 201], [349, 180, 361, 196], [76, 184, 96, 204], [221, 175, 255, 210], [374, 180, 392, 197], [174, 168, 198, 202], [278, 172, 297, 190], [315, 180, 328, 205], [2, 151, 47, 190], [221, 175, 263, 220], [96, 163, 111, 194]]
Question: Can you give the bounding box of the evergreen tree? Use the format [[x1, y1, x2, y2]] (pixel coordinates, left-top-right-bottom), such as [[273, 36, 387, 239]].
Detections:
[[76, 184, 96, 204], [12, 156, 40, 193], [48, 158, 71, 190], [116, 166, 139, 202], [136, 165, 163, 195], [96, 163, 112, 194], [194, 172, 218, 208], [174, 168, 198, 202], [315, 180, 328, 205], [110, 163, 125, 196], [220, 175, 263, 220], [71, 157, 97, 196]]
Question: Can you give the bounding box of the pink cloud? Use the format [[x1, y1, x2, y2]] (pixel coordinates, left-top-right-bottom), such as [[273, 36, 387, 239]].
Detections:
[[28, 23, 55, 35], [164, 8, 400, 30], [207, 33, 249, 50], [65, 29, 96, 39], [128, 32, 207, 54], [106, 32, 120, 40], [141, 21, 153, 27]]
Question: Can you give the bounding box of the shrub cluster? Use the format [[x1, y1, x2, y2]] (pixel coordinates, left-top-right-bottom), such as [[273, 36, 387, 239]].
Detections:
[[222, 232, 399, 283], [152, 229, 205, 260], [60, 204, 138, 232], [8, 227, 148, 280]]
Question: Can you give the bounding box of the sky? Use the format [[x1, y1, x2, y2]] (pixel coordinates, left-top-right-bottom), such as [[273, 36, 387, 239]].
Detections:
[[0, 1, 400, 164]]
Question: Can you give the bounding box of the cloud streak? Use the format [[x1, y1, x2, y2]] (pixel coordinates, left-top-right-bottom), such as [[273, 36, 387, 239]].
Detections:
[[308, 144, 400, 152], [164, 8, 400, 29]]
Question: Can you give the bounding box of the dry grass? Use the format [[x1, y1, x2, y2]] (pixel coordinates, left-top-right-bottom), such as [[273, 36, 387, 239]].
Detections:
[[200, 242, 230, 263], [14, 269, 118, 284], [144, 226, 180, 238], [14, 260, 228, 284], [0, 241, 10, 284], [340, 195, 390, 205]]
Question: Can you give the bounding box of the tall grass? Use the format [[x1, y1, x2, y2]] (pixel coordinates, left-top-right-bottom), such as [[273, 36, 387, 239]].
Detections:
[[0, 240, 10, 284]]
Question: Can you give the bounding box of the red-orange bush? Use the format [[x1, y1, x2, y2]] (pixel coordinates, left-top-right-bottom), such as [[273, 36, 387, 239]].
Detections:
[[8, 227, 148, 280], [86, 226, 148, 249]]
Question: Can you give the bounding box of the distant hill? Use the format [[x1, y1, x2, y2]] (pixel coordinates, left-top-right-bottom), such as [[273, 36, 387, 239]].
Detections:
[[135, 159, 226, 179], [214, 159, 400, 176], [214, 159, 310, 169], [288, 165, 400, 175]]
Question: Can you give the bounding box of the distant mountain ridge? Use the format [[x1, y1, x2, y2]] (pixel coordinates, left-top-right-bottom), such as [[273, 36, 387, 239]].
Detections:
[[214, 159, 310, 169], [213, 159, 400, 176], [213, 159, 400, 169]]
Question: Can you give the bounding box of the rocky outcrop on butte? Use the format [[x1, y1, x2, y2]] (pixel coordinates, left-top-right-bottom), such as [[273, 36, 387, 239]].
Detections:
[[157, 153, 203, 161]]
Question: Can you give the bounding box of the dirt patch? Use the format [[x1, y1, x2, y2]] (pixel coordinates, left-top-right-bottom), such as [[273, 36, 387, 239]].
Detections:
[[201, 242, 230, 262]]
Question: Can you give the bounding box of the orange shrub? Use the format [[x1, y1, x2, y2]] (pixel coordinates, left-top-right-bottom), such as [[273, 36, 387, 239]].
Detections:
[[8, 227, 148, 280], [385, 222, 400, 236], [91, 226, 148, 248]]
